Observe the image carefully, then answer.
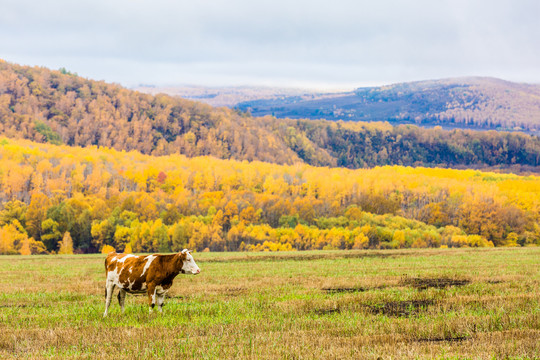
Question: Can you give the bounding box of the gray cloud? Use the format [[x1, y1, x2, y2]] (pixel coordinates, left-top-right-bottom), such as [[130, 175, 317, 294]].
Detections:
[[1, 0, 539, 88]]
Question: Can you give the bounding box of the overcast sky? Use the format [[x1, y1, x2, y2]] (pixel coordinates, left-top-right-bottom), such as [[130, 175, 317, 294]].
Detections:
[[1, 0, 539, 89]]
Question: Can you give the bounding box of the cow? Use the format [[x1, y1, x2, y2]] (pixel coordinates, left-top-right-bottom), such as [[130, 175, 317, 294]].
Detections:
[[103, 249, 200, 317]]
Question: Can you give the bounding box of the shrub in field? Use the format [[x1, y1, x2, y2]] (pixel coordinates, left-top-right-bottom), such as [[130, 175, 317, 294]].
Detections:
[[445, 234, 494, 248], [58, 232, 74, 254], [101, 245, 115, 254]]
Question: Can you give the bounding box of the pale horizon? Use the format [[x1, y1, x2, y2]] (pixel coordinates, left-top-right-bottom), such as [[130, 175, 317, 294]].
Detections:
[[2, 0, 539, 90]]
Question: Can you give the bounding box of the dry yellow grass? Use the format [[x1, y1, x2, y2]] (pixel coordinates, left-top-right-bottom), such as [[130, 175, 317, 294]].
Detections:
[[0, 248, 539, 359]]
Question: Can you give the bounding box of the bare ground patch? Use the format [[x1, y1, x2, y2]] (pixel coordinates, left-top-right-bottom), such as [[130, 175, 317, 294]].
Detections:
[[365, 299, 435, 317], [413, 336, 471, 343], [321, 287, 367, 294], [169, 287, 248, 300], [321, 285, 387, 294], [401, 276, 471, 290], [0, 303, 51, 308], [313, 307, 341, 315], [198, 250, 436, 263], [311, 298, 437, 317]]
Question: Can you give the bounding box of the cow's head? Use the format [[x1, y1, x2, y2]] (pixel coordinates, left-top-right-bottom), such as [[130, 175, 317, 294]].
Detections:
[[180, 249, 200, 275]]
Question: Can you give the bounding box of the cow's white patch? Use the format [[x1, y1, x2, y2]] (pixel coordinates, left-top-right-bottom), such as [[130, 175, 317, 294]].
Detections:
[[107, 257, 139, 289], [141, 255, 157, 277], [118, 266, 127, 277], [121, 279, 147, 294], [107, 266, 122, 285], [129, 267, 133, 273], [116, 254, 136, 263]]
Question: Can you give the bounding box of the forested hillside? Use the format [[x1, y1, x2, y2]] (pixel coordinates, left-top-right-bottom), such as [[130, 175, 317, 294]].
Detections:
[[1, 60, 540, 171], [237, 77, 540, 132], [1, 138, 539, 254]]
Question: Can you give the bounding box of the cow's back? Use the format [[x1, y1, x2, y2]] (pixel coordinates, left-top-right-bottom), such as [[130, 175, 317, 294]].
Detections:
[[105, 253, 159, 293]]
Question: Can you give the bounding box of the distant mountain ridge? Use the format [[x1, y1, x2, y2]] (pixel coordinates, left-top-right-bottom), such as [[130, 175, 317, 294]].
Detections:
[[1, 60, 540, 172], [235, 77, 540, 133], [134, 85, 318, 108]]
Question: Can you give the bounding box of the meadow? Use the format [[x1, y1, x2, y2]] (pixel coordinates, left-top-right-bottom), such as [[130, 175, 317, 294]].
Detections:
[[0, 247, 539, 359]]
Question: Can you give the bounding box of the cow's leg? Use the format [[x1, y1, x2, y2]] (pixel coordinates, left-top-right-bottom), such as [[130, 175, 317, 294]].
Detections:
[[157, 293, 165, 313], [147, 283, 157, 313], [103, 280, 116, 317], [117, 289, 127, 313]]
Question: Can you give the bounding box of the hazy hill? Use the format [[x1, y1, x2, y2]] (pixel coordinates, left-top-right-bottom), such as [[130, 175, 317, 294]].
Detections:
[[236, 77, 540, 133], [134, 85, 318, 107], [1, 60, 540, 172]]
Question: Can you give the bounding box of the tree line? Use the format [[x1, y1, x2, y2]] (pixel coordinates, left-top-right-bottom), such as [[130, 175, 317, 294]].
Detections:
[[1, 138, 538, 254]]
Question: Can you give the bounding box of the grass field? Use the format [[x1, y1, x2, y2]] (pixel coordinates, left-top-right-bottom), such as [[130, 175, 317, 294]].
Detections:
[[0, 248, 539, 359]]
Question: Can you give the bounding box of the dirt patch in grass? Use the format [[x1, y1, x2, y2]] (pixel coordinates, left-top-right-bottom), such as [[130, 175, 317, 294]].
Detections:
[[222, 287, 248, 296], [170, 287, 247, 299], [365, 299, 435, 317], [401, 276, 470, 290], [322, 285, 387, 294], [313, 307, 341, 315], [322, 287, 367, 294], [0, 304, 50, 308], [199, 251, 422, 263], [414, 336, 471, 343]]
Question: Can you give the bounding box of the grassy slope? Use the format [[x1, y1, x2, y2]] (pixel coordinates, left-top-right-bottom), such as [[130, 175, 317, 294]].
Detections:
[[0, 248, 538, 359]]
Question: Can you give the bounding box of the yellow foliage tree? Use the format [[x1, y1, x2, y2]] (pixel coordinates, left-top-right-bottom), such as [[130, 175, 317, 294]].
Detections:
[[19, 237, 32, 255], [353, 232, 369, 249], [58, 232, 74, 254], [1, 221, 29, 255], [101, 244, 115, 254]]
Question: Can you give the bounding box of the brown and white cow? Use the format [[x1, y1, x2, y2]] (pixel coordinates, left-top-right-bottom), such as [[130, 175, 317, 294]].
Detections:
[[103, 249, 200, 317]]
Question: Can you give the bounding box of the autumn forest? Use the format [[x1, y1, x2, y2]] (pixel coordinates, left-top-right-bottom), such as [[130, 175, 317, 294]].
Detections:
[[1, 137, 539, 255], [1, 61, 540, 255]]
